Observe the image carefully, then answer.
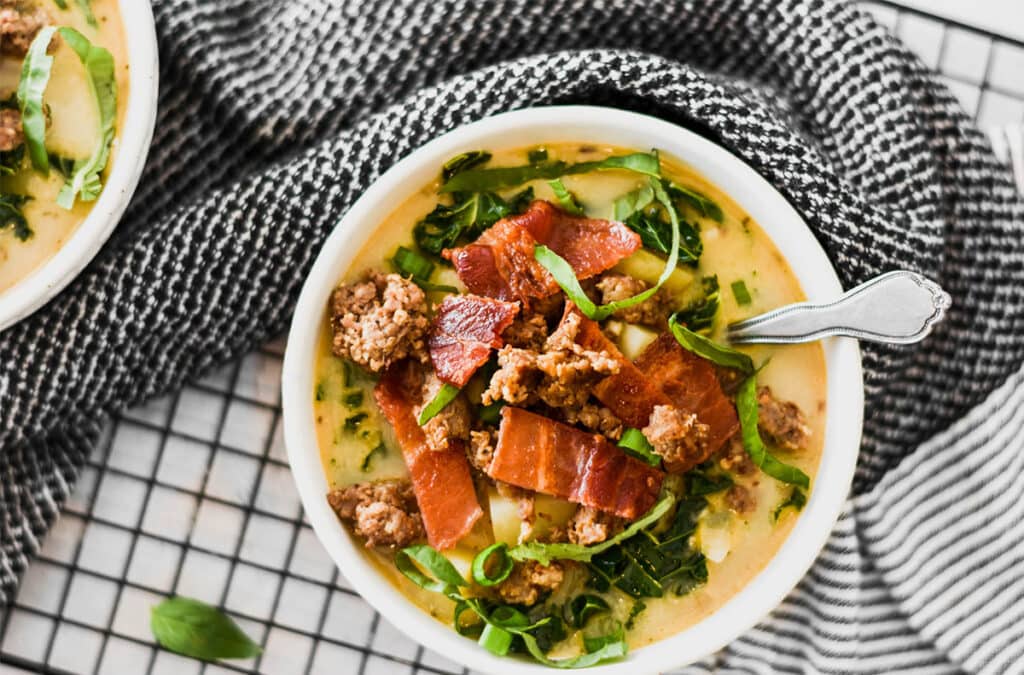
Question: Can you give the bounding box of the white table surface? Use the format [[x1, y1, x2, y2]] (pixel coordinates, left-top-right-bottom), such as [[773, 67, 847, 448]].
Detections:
[[2, 2, 1022, 675]]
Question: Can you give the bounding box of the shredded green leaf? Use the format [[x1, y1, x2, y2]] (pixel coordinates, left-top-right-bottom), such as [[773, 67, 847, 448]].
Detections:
[[731, 279, 752, 306], [52, 0, 69, 9], [669, 183, 724, 222], [76, 0, 98, 26], [519, 631, 627, 669], [668, 313, 754, 374], [359, 443, 386, 472], [536, 178, 680, 321], [565, 594, 610, 629], [414, 188, 531, 258], [547, 178, 584, 215], [508, 494, 675, 565], [685, 467, 734, 495], [527, 147, 548, 163], [0, 194, 32, 241], [478, 400, 505, 426], [773, 486, 807, 521], [442, 151, 491, 181], [17, 25, 57, 174], [736, 377, 811, 488], [395, 545, 468, 594], [440, 152, 660, 193], [612, 184, 654, 221], [617, 428, 661, 467], [392, 246, 434, 281], [54, 27, 117, 209], [675, 276, 720, 334]]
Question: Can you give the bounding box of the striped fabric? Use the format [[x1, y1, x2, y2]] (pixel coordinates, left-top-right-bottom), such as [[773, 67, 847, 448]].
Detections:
[[1, 0, 1023, 672]]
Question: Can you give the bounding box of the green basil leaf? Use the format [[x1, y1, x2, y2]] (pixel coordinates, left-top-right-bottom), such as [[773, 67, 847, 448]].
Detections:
[[417, 383, 460, 425], [150, 597, 262, 661], [17, 25, 57, 174], [536, 178, 680, 321], [547, 178, 584, 215], [617, 428, 661, 467], [675, 275, 720, 334], [471, 543, 514, 587], [509, 494, 675, 565], [736, 377, 810, 488], [668, 314, 754, 375], [53, 27, 117, 209], [731, 280, 752, 306], [773, 485, 807, 521], [395, 545, 468, 592], [440, 152, 660, 193]]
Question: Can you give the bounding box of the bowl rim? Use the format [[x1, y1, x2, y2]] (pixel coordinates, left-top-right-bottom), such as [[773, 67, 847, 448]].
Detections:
[[281, 105, 864, 674], [0, 0, 159, 332]]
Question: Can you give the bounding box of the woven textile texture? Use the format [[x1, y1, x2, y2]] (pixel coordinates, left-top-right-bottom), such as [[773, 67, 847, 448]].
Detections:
[[1, 0, 1023, 671]]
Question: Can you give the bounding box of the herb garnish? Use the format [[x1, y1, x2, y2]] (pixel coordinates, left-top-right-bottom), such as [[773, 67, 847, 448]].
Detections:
[[736, 377, 810, 488], [617, 428, 661, 467], [773, 486, 807, 521], [395, 545, 627, 667], [440, 152, 660, 194], [536, 178, 681, 321], [673, 276, 720, 335], [547, 178, 584, 215], [417, 382, 460, 425], [667, 314, 754, 374], [150, 596, 262, 662], [731, 279, 752, 306]]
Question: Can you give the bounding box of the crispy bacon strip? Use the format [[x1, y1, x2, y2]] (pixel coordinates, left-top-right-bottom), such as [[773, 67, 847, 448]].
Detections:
[[374, 365, 483, 549], [559, 304, 673, 429], [635, 334, 740, 460], [429, 294, 519, 387], [444, 201, 640, 305], [488, 406, 663, 520]]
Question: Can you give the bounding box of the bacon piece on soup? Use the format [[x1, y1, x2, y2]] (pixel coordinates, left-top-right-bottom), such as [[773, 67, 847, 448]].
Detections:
[[634, 334, 740, 468], [487, 406, 663, 520], [557, 304, 673, 429], [428, 294, 519, 387], [374, 364, 483, 549], [444, 201, 640, 306]]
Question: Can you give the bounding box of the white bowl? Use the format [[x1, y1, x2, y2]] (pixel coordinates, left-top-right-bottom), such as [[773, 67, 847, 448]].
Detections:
[[282, 106, 864, 674], [0, 0, 159, 331]]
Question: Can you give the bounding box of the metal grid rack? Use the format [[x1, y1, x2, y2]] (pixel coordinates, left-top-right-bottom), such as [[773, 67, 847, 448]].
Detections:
[[1, 2, 1022, 674]]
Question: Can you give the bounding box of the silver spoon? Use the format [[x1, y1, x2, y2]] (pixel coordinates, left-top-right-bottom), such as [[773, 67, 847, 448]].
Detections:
[[727, 270, 952, 345]]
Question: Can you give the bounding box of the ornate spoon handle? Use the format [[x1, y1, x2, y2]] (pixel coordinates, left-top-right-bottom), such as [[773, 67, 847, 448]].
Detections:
[[726, 271, 952, 345]]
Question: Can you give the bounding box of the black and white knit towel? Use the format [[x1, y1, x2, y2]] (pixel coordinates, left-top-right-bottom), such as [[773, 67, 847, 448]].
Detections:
[[1, 0, 1022, 672]]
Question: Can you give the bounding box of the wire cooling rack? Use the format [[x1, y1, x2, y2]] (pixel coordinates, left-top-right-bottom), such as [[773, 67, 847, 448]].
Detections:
[[2, 2, 1023, 674]]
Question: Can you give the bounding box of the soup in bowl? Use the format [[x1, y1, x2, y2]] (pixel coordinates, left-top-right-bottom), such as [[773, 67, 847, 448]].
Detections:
[[282, 107, 863, 673], [0, 0, 156, 330]]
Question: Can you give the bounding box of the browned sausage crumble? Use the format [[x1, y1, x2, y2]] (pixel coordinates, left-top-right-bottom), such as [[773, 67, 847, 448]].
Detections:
[[329, 272, 430, 372], [0, 108, 23, 152], [328, 479, 424, 549], [642, 404, 709, 467], [495, 560, 565, 606], [757, 386, 811, 452], [596, 272, 676, 328], [0, 1, 48, 57]]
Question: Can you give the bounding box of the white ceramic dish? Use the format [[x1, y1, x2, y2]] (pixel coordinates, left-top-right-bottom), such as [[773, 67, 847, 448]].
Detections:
[[0, 0, 159, 332], [282, 106, 864, 674]]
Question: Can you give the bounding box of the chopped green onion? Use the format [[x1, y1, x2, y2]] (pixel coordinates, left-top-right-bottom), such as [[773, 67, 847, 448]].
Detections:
[[478, 623, 514, 656], [392, 246, 434, 282], [508, 493, 674, 565], [617, 429, 661, 467], [441, 152, 660, 194], [736, 377, 810, 488], [565, 594, 610, 629], [395, 545, 468, 594], [471, 543, 514, 587], [535, 178, 680, 321], [731, 280, 752, 306], [668, 314, 754, 375], [417, 383, 460, 425], [548, 178, 584, 215]]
